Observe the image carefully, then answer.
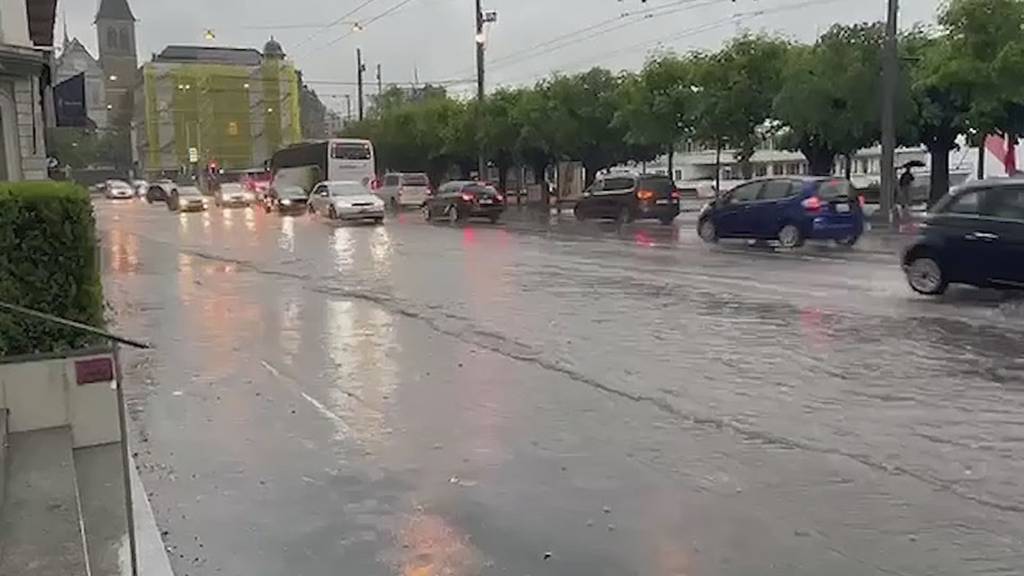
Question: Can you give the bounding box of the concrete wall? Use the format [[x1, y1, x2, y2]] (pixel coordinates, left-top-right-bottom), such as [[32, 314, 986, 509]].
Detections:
[[0, 352, 122, 448]]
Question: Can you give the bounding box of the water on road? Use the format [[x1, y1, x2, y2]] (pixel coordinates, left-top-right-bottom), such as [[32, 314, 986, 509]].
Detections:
[[98, 200, 1024, 576]]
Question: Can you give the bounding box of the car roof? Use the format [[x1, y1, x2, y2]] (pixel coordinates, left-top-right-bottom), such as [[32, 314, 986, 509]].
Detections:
[[322, 180, 364, 186], [954, 176, 1024, 191]]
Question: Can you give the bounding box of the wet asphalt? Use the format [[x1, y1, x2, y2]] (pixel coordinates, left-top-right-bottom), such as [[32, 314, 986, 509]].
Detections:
[[97, 199, 1024, 576]]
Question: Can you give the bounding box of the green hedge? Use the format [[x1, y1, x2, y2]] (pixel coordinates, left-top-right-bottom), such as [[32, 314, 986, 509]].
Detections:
[[0, 181, 103, 356]]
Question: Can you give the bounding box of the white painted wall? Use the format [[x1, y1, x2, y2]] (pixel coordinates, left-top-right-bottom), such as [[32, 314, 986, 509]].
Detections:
[[0, 354, 122, 448], [0, 0, 31, 46]]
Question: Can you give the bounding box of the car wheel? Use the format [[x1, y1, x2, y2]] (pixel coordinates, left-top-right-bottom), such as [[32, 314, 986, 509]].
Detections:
[[574, 205, 586, 221], [328, 206, 337, 220], [488, 215, 500, 224], [906, 255, 947, 295], [659, 215, 676, 226], [616, 206, 633, 224], [698, 218, 718, 243], [374, 217, 385, 225], [447, 204, 460, 224], [422, 204, 433, 222], [778, 224, 804, 249], [835, 234, 860, 247]]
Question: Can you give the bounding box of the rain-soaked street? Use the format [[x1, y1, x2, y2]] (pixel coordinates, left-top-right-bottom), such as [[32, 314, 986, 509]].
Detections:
[[97, 199, 1024, 576]]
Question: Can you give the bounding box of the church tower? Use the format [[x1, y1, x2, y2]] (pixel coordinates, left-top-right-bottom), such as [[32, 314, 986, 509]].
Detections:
[[95, 0, 138, 122]]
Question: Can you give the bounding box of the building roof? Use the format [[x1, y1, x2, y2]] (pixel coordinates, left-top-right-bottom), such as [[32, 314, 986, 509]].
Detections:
[[153, 45, 263, 66], [263, 37, 285, 59], [95, 0, 136, 21], [27, 0, 58, 46]]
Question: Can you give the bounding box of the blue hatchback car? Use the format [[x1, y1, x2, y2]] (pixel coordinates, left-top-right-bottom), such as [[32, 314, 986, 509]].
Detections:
[[697, 177, 865, 248]]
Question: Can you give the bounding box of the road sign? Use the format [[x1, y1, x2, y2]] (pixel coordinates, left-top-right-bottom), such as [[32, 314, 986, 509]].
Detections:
[[188, 147, 199, 163]]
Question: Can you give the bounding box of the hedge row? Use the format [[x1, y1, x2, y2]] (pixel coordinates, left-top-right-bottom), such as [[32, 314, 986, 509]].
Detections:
[[0, 181, 104, 356]]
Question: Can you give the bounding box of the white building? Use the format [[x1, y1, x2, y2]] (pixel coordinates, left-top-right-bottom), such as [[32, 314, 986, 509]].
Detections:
[[0, 0, 56, 181]]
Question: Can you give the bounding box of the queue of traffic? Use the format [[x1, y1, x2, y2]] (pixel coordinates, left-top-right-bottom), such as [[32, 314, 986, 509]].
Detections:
[[97, 137, 1024, 297]]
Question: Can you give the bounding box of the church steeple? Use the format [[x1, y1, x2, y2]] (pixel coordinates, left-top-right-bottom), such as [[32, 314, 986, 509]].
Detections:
[[95, 0, 136, 22]]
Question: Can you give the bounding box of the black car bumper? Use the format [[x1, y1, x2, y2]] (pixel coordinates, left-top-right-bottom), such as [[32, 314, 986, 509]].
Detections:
[[635, 201, 680, 220]]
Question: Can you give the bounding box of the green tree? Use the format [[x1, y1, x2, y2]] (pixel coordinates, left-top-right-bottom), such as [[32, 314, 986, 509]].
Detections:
[[615, 55, 697, 178], [541, 68, 633, 184], [939, 0, 1024, 179], [479, 89, 525, 192], [694, 35, 789, 180], [774, 23, 886, 176]]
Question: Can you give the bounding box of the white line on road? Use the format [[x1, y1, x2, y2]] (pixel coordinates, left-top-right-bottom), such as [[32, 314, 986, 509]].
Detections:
[[260, 359, 352, 437]]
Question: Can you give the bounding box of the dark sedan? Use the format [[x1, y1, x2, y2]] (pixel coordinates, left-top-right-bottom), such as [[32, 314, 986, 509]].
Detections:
[[902, 179, 1024, 295], [265, 185, 310, 215], [422, 181, 504, 223]]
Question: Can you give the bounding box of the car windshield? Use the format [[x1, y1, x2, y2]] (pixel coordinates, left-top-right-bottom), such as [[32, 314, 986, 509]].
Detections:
[[221, 183, 244, 192], [817, 179, 852, 200], [401, 174, 429, 186], [281, 187, 307, 198], [178, 187, 202, 197], [331, 142, 372, 160], [329, 184, 368, 196]]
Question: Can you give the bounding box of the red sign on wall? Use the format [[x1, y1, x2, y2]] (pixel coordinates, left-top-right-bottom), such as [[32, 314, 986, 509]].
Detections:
[[75, 357, 114, 385]]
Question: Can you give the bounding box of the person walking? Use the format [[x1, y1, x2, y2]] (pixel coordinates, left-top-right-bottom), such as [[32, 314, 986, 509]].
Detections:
[[897, 166, 915, 221]]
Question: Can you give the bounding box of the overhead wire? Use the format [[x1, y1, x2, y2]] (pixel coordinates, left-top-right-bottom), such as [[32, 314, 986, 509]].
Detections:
[[292, 0, 386, 51], [324, 0, 421, 48], [493, 0, 850, 87]]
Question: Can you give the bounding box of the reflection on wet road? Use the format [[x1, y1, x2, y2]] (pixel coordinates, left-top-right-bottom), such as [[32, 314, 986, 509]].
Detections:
[[98, 200, 1024, 575]]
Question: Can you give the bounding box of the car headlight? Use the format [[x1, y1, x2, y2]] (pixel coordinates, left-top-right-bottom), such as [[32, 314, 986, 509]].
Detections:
[[281, 199, 292, 205]]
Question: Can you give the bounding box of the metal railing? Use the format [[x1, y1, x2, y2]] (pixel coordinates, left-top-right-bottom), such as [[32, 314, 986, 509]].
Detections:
[[0, 300, 150, 576]]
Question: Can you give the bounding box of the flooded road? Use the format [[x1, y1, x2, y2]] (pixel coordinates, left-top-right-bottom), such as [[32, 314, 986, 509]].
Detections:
[[98, 199, 1024, 575]]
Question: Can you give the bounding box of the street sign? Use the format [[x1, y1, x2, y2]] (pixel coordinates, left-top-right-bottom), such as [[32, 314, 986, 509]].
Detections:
[[483, 10, 497, 22], [188, 147, 199, 163]]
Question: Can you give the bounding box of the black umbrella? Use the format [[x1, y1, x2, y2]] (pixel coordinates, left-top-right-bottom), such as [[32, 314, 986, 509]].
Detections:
[[899, 160, 926, 169]]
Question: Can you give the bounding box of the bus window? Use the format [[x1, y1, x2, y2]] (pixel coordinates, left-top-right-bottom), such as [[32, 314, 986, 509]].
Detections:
[[331, 142, 371, 160]]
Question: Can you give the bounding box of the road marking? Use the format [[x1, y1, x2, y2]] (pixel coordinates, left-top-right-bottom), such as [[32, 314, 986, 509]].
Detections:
[[260, 359, 352, 438]]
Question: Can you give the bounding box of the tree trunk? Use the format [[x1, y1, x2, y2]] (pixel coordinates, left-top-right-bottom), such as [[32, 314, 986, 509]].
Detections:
[[844, 155, 852, 180], [667, 144, 675, 181], [714, 138, 722, 197], [802, 146, 836, 177], [977, 137, 986, 180], [497, 155, 509, 194], [928, 143, 952, 206]]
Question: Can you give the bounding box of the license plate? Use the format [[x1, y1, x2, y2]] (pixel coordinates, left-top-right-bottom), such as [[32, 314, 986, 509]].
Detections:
[[835, 204, 850, 213], [479, 199, 493, 205], [656, 199, 669, 205]]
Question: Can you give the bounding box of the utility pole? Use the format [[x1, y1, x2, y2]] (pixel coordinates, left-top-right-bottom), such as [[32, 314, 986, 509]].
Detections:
[[356, 48, 366, 121], [475, 0, 486, 180], [880, 0, 899, 223], [376, 64, 382, 95]]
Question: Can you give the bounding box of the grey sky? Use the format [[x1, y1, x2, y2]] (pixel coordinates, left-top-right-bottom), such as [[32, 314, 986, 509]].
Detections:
[[63, 0, 941, 112]]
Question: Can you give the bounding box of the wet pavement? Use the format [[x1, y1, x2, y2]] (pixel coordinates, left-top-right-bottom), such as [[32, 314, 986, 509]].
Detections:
[[97, 199, 1024, 576]]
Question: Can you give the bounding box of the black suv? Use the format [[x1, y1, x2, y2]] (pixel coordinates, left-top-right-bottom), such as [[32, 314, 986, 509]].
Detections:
[[902, 179, 1024, 295], [574, 174, 680, 224]]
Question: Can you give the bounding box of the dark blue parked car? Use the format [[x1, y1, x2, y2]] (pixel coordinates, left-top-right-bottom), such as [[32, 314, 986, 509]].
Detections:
[[902, 179, 1024, 295], [697, 177, 864, 248]]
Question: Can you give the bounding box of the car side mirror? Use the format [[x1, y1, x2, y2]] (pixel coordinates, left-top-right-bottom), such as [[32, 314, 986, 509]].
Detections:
[[319, 191, 329, 197]]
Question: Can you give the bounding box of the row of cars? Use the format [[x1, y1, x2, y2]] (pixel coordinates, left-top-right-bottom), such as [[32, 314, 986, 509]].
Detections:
[[572, 172, 1024, 297]]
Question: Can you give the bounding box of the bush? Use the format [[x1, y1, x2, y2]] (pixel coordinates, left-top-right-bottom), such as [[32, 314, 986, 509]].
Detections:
[[0, 181, 103, 356]]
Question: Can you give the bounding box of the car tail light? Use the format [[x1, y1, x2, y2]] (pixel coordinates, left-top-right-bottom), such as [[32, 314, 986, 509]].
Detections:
[[495, 194, 505, 203], [802, 196, 823, 212], [671, 189, 681, 200], [858, 194, 866, 207], [371, 178, 382, 190], [636, 189, 656, 201], [461, 192, 475, 202]]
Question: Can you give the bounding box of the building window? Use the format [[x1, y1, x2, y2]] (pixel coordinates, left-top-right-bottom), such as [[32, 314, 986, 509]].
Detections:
[[107, 28, 118, 49], [755, 164, 768, 177], [674, 169, 682, 181], [119, 29, 129, 51]]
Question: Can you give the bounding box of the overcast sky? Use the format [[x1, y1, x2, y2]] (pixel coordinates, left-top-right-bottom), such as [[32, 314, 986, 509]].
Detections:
[[62, 0, 941, 112]]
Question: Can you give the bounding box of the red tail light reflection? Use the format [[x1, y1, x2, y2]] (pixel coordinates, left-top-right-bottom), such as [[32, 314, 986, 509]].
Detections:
[[802, 196, 823, 212]]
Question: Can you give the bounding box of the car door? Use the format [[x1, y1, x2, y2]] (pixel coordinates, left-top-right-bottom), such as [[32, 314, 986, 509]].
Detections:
[[597, 176, 637, 218], [977, 185, 1024, 286], [929, 188, 998, 285], [714, 181, 764, 237], [311, 185, 329, 214], [747, 179, 794, 238]]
